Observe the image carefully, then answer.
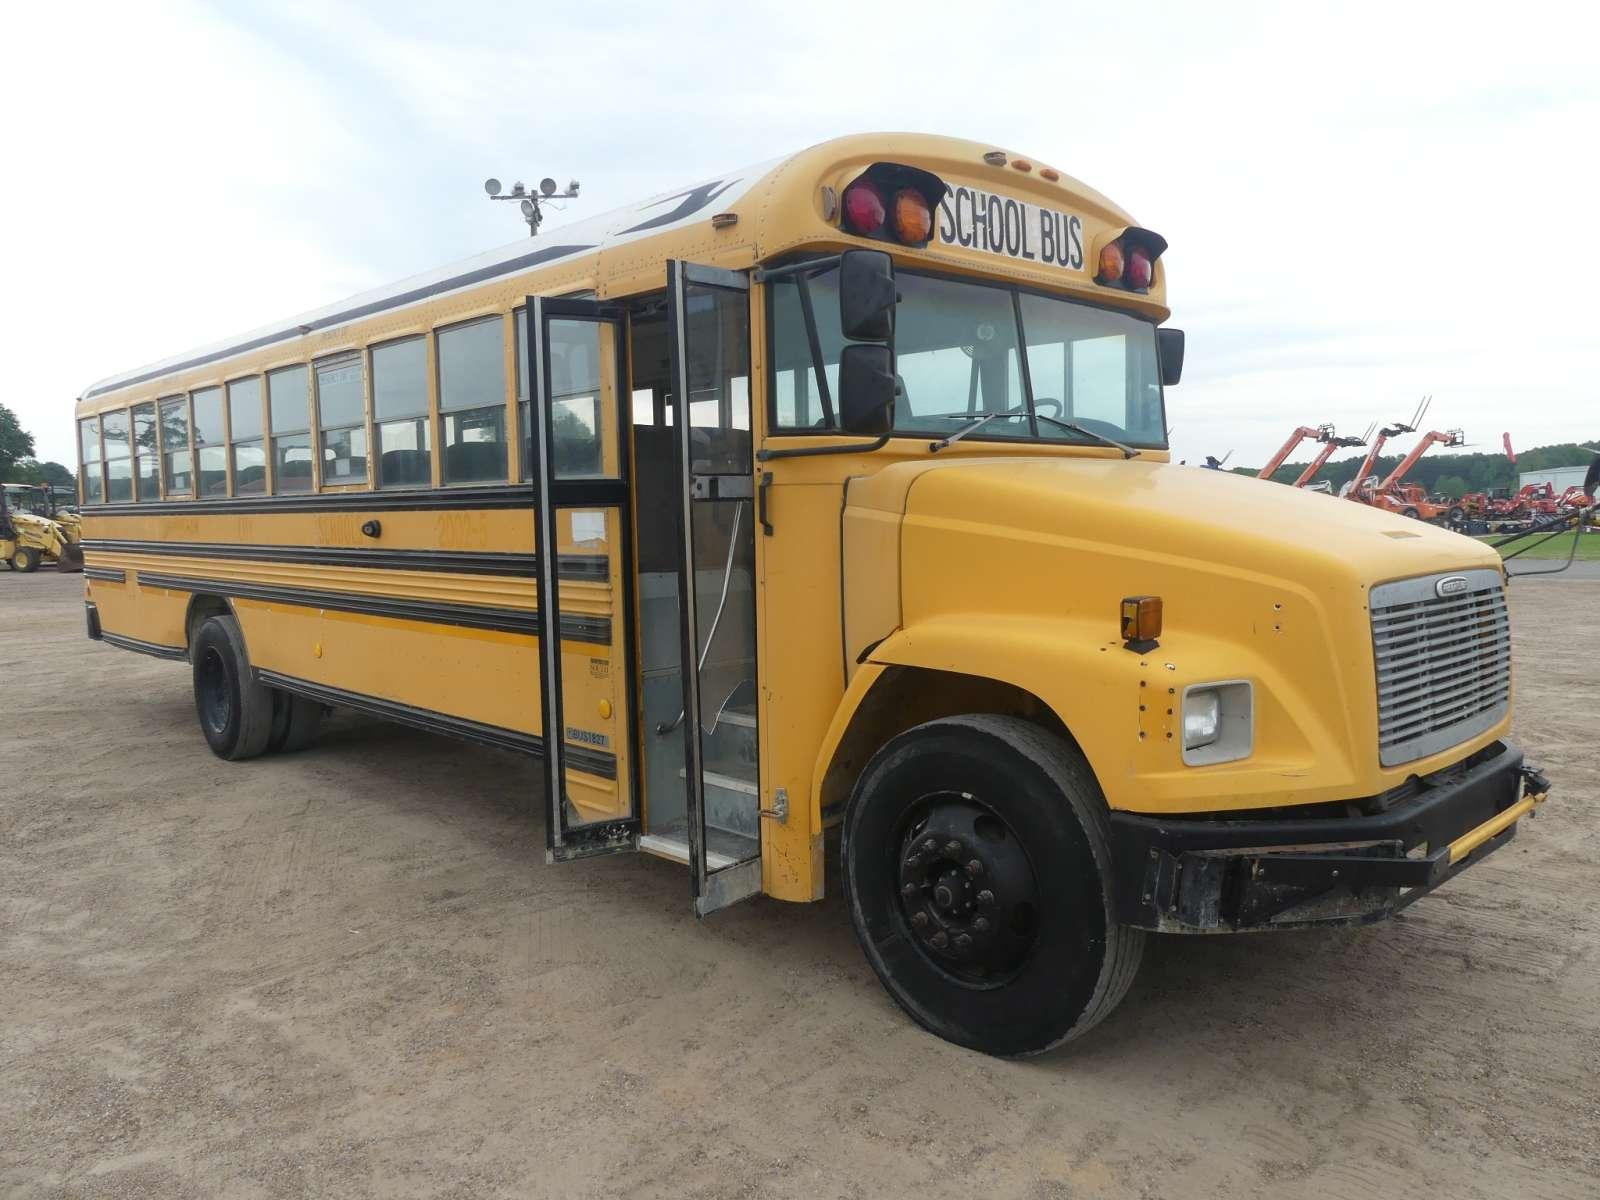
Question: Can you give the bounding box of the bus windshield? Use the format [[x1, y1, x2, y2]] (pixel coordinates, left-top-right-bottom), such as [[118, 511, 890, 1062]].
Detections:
[[770, 265, 1167, 448]]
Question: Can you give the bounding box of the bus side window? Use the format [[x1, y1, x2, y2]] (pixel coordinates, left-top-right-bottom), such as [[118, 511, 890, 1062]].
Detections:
[[268, 365, 313, 493], [131, 403, 159, 500], [158, 396, 193, 497], [438, 316, 508, 485], [79, 416, 104, 505], [372, 337, 431, 488], [191, 387, 227, 496], [228, 377, 266, 495], [315, 352, 368, 486], [102, 409, 133, 503]]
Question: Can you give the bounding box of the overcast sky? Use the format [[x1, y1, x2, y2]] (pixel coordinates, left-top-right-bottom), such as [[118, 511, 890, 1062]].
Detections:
[[4, 0, 1594, 471]]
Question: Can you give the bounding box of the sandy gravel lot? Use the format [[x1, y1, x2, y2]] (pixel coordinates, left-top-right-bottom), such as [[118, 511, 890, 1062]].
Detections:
[[2, 568, 1596, 1199]]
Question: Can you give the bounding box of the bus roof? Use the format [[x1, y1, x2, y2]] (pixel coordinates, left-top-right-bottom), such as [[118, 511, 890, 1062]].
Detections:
[[77, 133, 1150, 410]]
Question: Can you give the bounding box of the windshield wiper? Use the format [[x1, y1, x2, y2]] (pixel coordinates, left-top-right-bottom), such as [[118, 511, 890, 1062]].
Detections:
[[1034, 414, 1139, 459], [928, 411, 1007, 451]]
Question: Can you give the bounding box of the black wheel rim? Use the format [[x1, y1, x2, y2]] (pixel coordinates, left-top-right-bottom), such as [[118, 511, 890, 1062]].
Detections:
[[895, 793, 1040, 986], [199, 646, 232, 734]]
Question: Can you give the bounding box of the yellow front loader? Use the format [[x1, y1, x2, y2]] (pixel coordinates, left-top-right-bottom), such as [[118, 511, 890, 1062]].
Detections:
[[1, 484, 82, 573]]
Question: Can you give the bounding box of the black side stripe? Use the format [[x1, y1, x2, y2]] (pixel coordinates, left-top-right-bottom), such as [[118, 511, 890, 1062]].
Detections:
[[81, 539, 608, 581], [82, 243, 595, 399], [101, 631, 186, 661], [134, 570, 611, 643], [88, 483, 534, 517], [256, 669, 617, 779], [83, 566, 127, 583]]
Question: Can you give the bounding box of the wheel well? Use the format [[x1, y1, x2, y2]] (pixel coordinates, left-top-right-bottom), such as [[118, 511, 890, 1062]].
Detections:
[[820, 666, 1075, 822], [183, 594, 233, 658]]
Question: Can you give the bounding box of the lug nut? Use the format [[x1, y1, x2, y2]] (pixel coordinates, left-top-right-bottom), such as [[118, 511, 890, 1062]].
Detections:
[[977, 889, 995, 906], [924, 838, 938, 852], [929, 931, 948, 949], [966, 859, 983, 876], [945, 840, 962, 856], [973, 916, 991, 933], [902, 882, 918, 898], [954, 934, 972, 950], [910, 911, 928, 928]]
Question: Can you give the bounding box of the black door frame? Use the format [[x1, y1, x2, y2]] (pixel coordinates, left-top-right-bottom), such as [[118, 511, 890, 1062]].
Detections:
[[528, 295, 643, 862]]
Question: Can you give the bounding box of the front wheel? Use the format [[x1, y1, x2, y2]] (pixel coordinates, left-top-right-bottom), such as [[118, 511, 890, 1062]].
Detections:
[[842, 714, 1144, 1056]]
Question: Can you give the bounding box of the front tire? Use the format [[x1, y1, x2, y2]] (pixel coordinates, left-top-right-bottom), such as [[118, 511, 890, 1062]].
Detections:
[[191, 615, 274, 761], [842, 714, 1144, 1056]]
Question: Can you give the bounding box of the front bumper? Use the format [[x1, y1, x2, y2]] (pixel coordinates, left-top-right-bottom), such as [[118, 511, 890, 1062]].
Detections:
[[1110, 742, 1549, 932]]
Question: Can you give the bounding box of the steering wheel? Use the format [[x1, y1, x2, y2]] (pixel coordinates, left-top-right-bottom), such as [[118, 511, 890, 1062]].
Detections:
[[1032, 397, 1063, 418]]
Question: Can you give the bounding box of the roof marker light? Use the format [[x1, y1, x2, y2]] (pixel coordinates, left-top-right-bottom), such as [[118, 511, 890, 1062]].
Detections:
[[842, 180, 886, 236], [1098, 241, 1125, 283]]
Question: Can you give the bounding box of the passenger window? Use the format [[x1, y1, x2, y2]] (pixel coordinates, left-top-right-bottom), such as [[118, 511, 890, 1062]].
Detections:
[[228, 377, 266, 495], [268, 365, 312, 493], [102, 410, 133, 502], [437, 316, 507, 484], [191, 387, 227, 496], [372, 336, 431, 488], [79, 417, 104, 504], [158, 396, 193, 496], [315, 353, 368, 485], [131, 403, 159, 500]]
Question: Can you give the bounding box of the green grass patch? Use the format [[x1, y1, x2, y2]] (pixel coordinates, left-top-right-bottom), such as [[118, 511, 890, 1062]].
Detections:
[[1476, 530, 1600, 560]]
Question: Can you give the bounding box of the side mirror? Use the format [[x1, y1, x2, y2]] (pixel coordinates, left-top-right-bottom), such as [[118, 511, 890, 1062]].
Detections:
[[839, 249, 896, 342], [838, 344, 895, 435], [1158, 327, 1185, 387]]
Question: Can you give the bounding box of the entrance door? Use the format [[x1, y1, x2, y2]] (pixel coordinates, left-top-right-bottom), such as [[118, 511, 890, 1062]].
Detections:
[[529, 297, 641, 862], [667, 262, 762, 914]]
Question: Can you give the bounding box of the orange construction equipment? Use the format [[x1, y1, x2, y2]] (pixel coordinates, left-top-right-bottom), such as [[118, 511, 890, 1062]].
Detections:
[[1376, 426, 1466, 492], [1257, 424, 1335, 479], [1343, 396, 1430, 503], [1293, 423, 1371, 488]]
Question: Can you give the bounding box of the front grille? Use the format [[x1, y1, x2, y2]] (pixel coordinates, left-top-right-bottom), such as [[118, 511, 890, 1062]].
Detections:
[[1370, 568, 1510, 767]]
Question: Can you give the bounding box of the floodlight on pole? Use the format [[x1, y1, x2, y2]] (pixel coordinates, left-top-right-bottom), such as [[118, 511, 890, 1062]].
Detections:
[[485, 170, 581, 236]]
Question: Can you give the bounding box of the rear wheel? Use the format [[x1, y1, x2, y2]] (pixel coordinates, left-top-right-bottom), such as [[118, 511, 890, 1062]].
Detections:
[[1402, 506, 1420, 520], [11, 547, 40, 573], [267, 690, 325, 754], [842, 714, 1144, 1056], [191, 615, 273, 761]]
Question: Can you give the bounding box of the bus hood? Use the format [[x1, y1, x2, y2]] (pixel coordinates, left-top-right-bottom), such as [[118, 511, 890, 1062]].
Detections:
[[873, 455, 1501, 588]]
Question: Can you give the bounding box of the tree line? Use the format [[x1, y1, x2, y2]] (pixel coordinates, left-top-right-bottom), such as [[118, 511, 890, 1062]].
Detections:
[[0, 402, 75, 487], [1237, 438, 1599, 497]]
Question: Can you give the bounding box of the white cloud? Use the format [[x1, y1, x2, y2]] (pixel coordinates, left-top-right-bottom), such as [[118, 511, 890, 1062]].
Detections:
[[4, 0, 1595, 470]]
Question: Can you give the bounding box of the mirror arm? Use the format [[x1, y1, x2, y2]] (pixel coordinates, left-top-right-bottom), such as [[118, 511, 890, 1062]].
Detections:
[[757, 433, 892, 462], [794, 275, 836, 427]]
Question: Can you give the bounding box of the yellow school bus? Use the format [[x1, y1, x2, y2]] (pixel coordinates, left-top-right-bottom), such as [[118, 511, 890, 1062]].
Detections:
[[74, 133, 1550, 1054]]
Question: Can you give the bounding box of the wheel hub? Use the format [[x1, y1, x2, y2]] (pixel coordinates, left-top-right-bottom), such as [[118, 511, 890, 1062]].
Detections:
[[897, 796, 1039, 979]]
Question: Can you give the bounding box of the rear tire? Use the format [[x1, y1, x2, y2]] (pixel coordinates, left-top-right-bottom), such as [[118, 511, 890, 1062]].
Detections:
[[191, 615, 273, 761], [11, 547, 40, 573], [267, 690, 325, 754], [842, 714, 1144, 1056], [1402, 506, 1420, 520]]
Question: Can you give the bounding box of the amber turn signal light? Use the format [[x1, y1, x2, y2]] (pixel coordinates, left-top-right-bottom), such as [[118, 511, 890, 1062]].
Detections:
[[1121, 595, 1162, 648]]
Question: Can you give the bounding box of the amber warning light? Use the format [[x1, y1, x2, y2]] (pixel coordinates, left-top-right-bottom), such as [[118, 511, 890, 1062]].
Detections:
[[1121, 596, 1162, 651]]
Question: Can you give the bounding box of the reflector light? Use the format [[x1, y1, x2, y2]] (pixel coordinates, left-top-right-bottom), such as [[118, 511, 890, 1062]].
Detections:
[[842, 181, 886, 235], [892, 188, 932, 244], [1127, 247, 1153, 289], [1121, 595, 1162, 645], [1099, 241, 1126, 283]]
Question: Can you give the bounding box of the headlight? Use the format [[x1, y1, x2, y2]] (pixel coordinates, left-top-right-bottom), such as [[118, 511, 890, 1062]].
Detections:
[[1182, 691, 1220, 749], [1181, 681, 1253, 766]]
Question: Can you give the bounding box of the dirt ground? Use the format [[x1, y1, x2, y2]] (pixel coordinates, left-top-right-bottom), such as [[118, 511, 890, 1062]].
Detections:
[[3, 569, 1596, 1200]]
